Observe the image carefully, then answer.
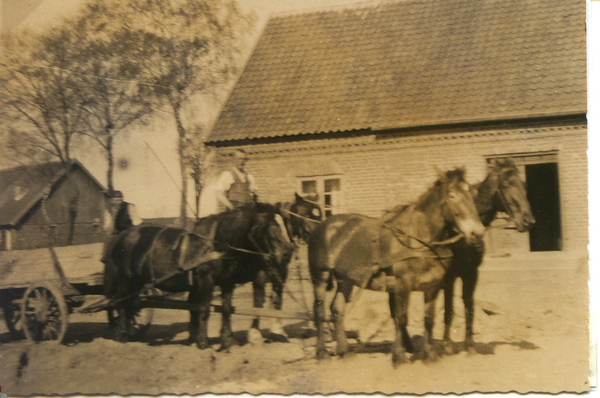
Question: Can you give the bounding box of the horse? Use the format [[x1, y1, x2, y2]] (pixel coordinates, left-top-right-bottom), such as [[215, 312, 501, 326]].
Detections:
[[308, 168, 486, 366], [192, 202, 294, 348], [107, 203, 293, 350], [443, 158, 535, 350], [106, 226, 220, 343], [276, 193, 322, 244]]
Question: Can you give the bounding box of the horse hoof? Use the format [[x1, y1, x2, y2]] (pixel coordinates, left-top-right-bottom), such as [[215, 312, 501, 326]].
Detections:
[[267, 332, 289, 343], [196, 340, 210, 350], [335, 346, 349, 358], [115, 332, 129, 343], [221, 336, 239, 350], [443, 342, 455, 355], [423, 350, 439, 364], [392, 353, 408, 368], [247, 328, 264, 345], [316, 348, 330, 360]]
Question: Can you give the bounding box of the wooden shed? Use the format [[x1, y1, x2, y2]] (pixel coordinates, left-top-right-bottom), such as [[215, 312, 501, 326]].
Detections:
[[206, 0, 586, 256], [0, 160, 109, 250]]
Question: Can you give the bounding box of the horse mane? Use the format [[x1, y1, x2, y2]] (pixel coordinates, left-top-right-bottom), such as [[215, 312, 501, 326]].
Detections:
[[381, 204, 409, 223], [382, 168, 466, 222], [494, 158, 519, 179], [415, 168, 466, 210]]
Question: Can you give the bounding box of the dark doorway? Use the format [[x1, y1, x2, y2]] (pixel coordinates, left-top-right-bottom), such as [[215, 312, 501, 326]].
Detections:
[[525, 163, 561, 251]]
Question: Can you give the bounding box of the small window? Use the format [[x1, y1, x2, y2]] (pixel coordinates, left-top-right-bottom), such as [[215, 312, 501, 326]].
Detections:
[[299, 176, 343, 219]]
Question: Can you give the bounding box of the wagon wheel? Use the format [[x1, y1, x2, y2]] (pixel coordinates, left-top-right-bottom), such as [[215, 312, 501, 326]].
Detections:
[[107, 289, 155, 341], [3, 301, 25, 340], [21, 282, 69, 343]]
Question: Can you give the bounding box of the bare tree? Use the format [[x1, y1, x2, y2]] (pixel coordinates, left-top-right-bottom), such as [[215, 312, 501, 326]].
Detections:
[[0, 14, 153, 195], [70, 8, 155, 194], [0, 28, 88, 165], [92, 0, 255, 225]]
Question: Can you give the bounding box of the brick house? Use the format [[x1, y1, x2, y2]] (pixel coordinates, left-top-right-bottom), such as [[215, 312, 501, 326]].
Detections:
[[0, 160, 109, 250], [206, 0, 586, 255]]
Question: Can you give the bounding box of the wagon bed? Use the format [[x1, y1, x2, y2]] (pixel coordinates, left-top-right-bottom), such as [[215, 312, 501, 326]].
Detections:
[[0, 243, 104, 290], [0, 243, 106, 343]]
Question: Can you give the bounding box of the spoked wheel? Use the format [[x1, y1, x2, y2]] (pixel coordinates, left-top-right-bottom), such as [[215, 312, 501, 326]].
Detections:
[[3, 301, 25, 340], [107, 289, 155, 341], [21, 282, 68, 343]]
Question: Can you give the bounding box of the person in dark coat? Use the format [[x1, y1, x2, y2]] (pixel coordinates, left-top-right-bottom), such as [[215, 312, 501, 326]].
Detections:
[[101, 191, 142, 264]]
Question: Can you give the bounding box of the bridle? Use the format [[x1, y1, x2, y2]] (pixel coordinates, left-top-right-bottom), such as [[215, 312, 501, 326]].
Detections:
[[494, 169, 520, 223], [382, 181, 472, 260]]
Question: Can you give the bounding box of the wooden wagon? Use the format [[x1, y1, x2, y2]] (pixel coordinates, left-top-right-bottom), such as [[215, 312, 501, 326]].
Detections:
[[0, 241, 313, 344], [0, 243, 110, 342]]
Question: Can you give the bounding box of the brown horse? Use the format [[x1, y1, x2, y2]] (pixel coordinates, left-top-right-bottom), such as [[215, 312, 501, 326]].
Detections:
[[443, 158, 535, 350], [308, 168, 485, 366]]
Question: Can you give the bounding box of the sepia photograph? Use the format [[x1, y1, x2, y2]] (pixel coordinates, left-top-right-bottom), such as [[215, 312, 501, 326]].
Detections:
[[0, 0, 593, 394]]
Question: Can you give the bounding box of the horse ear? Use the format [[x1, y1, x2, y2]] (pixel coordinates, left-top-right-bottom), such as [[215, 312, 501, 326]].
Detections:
[[295, 192, 302, 201]]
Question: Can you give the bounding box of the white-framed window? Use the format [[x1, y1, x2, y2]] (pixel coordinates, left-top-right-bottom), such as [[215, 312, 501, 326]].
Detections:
[[298, 176, 343, 219]]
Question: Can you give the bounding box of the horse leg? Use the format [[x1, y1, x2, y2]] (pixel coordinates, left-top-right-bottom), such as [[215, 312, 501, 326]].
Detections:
[[443, 271, 457, 353], [188, 274, 214, 349], [219, 284, 238, 350], [268, 278, 288, 340], [313, 270, 330, 360], [330, 281, 353, 357], [462, 269, 479, 352], [115, 305, 130, 343], [251, 270, 267, 330], [423, 290, 441, 362], [388, 287, 410, 367], [114, 282, 134, 343]]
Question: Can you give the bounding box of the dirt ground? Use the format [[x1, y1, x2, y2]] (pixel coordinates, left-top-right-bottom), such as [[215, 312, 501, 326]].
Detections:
[[0, 251, 590, 395]]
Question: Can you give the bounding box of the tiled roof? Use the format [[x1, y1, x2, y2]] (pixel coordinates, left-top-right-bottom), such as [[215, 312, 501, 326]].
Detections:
[[0, 160, 106, 226], [208, 0, 586, 143]]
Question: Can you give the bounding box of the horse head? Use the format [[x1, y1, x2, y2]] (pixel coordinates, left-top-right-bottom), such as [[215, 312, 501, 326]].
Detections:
[[492, 158, 535, 232], [289, 193, 322, 242], [250, 203, 294, 281], [436, 168, 486, 246]]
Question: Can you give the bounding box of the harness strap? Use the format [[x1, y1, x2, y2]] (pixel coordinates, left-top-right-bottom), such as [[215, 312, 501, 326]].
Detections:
[[381, 223, 456, 268]]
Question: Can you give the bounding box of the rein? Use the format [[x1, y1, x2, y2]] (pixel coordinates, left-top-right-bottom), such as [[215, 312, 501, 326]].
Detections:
[[382, 223, 457, 266], [194, 217, 288, 288], [281, 208, 321, 224]]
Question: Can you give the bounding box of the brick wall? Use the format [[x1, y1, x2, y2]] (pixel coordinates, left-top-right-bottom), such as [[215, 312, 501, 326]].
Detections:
[[213, 123, 587, 254]]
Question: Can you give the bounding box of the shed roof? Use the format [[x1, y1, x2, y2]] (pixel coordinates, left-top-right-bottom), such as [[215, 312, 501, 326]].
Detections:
[[0, 160, 106, 226], [208, 0, 586, 143]]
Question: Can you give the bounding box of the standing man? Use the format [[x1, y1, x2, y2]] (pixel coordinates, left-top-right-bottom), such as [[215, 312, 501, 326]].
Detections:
[[214, 149, 258, 211]]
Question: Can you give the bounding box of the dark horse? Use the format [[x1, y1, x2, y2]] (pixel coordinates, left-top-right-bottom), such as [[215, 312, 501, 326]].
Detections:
[[308, 168, 486, 366], [192, 202, 293, 348], [107, 226, 219, 343], [443, 158, 535, 350], [277, 193, 322, 243], [108, 203, 292, 349]]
